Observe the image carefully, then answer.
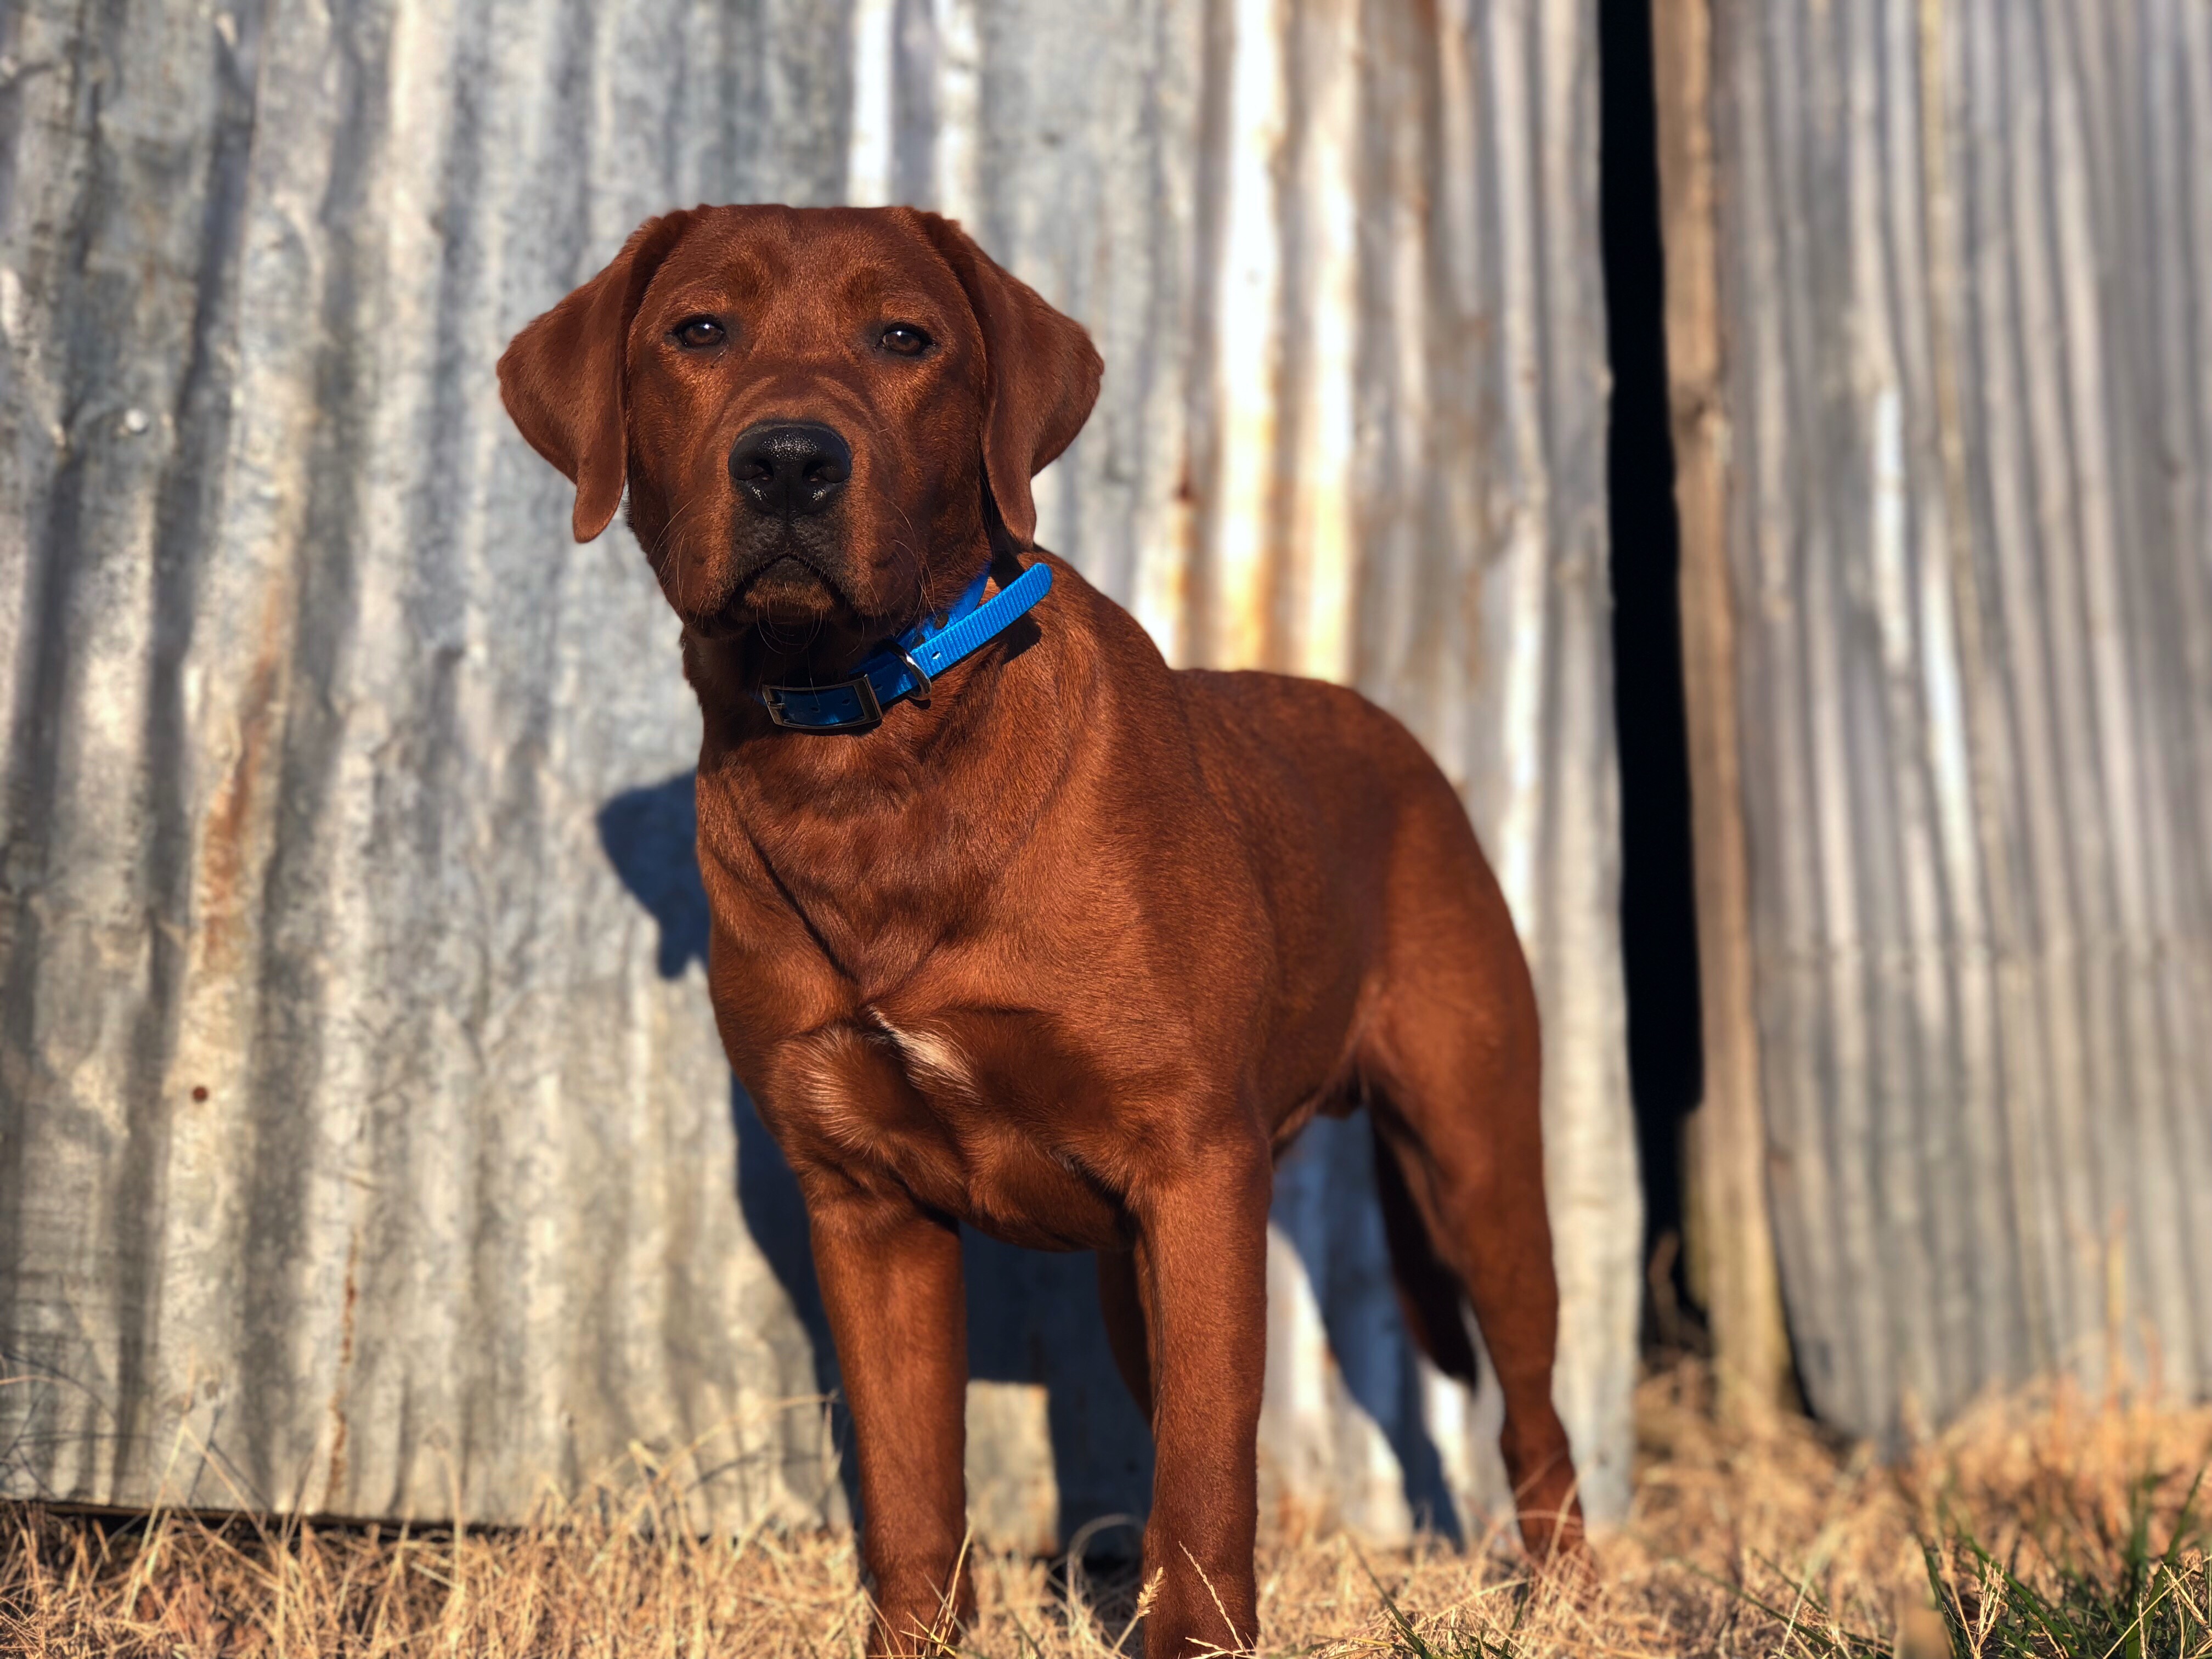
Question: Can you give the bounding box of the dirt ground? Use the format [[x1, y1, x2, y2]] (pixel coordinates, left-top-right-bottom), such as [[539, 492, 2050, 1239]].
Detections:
[[3, 1361, 2207, 1657]]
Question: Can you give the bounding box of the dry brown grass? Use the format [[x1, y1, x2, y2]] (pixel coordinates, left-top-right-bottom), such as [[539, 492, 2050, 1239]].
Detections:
[[3, 1363, 2207, 1657]]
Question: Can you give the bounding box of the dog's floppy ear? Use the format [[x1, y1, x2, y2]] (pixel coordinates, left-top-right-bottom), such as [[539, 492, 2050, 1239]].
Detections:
[[498, 211, 696, 542], [913, 212, 1102, 549]]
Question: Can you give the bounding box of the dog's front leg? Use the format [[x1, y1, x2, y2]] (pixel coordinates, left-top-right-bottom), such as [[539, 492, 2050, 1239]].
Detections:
[[1132, 1147, 1271, 1658], [807, 1188, 972, 1656]]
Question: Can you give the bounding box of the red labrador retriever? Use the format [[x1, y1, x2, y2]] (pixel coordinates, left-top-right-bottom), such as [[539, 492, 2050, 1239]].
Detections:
[[501, 204, 1581, 1657]]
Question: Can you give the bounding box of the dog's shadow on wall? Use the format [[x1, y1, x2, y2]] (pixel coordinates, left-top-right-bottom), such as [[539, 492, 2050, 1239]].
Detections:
[[597, 771, 1460, 1544]]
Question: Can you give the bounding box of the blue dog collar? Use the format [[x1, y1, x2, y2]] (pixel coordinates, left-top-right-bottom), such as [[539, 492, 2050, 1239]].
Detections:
[[758, 560, 1053, 732]]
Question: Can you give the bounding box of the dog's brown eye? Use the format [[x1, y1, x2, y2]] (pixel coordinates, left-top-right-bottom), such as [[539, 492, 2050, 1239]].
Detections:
[[675, 316, 725, 349], [879, 323, 930, 357]]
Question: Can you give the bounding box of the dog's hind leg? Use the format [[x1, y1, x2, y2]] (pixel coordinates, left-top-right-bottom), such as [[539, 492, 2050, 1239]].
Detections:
[[1094, 1245, 1154, 1423], [1364, 962, 1585, 1559], [1369, 1113, 1482, 1388]]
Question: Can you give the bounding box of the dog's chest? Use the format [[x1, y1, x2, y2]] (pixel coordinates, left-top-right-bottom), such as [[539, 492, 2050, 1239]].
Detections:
[[787, 1002, 1128, 1252]]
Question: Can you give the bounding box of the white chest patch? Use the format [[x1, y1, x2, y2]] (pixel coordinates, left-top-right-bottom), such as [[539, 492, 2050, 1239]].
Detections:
[[866, 1008, 978, 1101]]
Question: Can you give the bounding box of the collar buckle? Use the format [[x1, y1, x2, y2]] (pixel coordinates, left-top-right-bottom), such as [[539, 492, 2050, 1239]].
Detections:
[[761, 674, 884, 732]]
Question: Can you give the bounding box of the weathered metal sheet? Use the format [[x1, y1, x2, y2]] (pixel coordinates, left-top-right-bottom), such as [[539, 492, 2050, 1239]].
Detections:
[[1653, 0, 1796, 1415], [0, 0, 1638, 1541], [1685, 0, 2212, 1440]]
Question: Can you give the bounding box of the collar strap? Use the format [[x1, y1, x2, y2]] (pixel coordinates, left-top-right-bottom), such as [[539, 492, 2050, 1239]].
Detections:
[[758, 560, 1054, 733]]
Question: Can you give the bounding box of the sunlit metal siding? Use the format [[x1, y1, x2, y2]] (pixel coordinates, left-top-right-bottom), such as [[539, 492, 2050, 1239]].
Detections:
[[1697, 0, 2212, 1440], [0, 0, 1638, 1539]]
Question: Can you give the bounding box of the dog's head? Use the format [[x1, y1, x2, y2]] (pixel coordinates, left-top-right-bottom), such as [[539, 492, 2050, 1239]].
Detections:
[[499, 205, 1101, 644]]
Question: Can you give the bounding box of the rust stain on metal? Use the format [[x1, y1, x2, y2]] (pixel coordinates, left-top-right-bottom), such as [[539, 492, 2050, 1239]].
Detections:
[[195, 587, 287, 972], [323, 1232, 360, 1504]]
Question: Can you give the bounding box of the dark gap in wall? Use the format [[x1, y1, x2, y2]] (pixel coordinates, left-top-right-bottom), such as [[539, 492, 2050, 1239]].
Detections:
[[1597, 0, 1708, 1355]]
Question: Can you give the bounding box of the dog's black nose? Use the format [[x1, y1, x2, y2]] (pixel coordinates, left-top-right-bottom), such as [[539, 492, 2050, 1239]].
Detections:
[[729, 422, 851, 517]]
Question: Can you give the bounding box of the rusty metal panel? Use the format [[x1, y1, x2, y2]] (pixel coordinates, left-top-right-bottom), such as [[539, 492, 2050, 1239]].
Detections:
[[1696, 0, 2212, 1439], [0, 0, 1637, 1541]]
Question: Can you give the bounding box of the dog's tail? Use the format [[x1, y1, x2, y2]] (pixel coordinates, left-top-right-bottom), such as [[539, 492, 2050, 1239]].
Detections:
[[1370, 1118, 1483, 1387]]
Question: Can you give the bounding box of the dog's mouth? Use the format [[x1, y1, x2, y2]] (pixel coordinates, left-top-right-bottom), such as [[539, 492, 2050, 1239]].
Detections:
[[692, 552, 860, 640]]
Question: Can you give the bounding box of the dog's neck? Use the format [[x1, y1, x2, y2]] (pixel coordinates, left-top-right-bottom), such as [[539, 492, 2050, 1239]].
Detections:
[[679, 551, 1085, 989]]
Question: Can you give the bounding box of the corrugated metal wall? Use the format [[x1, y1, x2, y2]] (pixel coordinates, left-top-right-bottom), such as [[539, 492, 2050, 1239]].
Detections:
[[1681, 0, 2212, 1440], [0, 0, 1638, 1541]]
